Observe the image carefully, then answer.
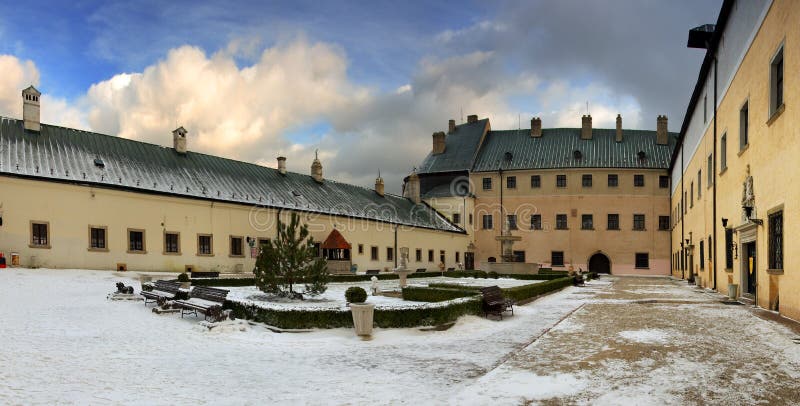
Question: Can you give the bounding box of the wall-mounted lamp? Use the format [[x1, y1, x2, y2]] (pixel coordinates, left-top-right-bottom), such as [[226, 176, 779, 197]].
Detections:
[[721, 218, 728, 228]]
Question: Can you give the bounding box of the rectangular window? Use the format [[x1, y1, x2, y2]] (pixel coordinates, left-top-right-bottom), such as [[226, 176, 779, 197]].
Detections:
[[513, 250, 525, 263], [198, 234, 213, 255], [721, 133, 727, 170], [482, 214, 493, 230], [371, 246, 379, 261], [415, 249, 422, 262], [582, 174, 592, 188], [506, 176, 516, 189], [164, 232, 180, 254], [455, 251, 460, 263], [387, 247, 394, 262], [507, 214, 518, 230], [428, 249, 434, 262], [230, 236, 243, 257], [697, 170, 702, 198], [708, 236, 713, 261], [769, 210, 783, 270], [659, 176, 669, 188], [440, 250, 445, 264], [581, 214, 593, 230], [452, 213, 461, 224], [30, 221, 50, 247], [725, 228, 733, 269], [607, 214, 619, 230], [690, 182, 694, 207], [633, 214, 645, 231], [89, 226, 107, 250], [771, 46, 784, 115], [658, 216, 670, 231], [608, 174, 618, 187], [469, 213, 473, 225], [551, 251, 564, 267], [703, 94, 707, 123], [482, 177, 492, 190], [634, 174, 644, 187], [128, 229, 145, 253], [531, 214, 542, 230], [707, 155, 713, 186], [635, 253, 650, 269], [556, 174, 567, 188], [699, 241, 705, 269], [556, 214, 568, 230], [358, 244, 364, 255], [530, 175, 541, 188], [740, 101, 749, 149]]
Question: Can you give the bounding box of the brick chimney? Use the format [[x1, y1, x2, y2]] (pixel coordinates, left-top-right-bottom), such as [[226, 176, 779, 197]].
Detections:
[[375, 172, 385, 197], [530, 117, 542, 138], [22, 86, 41, 132], [616, 114, 623, 142], [172, 126, 188, 154], [467, 114, 478, 124], [432, 131, 446, 155], [311, 150, 323, 183], [404, 170, 421, 204], [581, 115, 592, 140], [448, 119, 456, 133], [656, 115, 668, 145], [277, 156, 287, 175]]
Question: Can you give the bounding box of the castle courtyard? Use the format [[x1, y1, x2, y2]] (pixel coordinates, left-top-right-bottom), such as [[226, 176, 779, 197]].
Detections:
[[2, 269, 798, 405]]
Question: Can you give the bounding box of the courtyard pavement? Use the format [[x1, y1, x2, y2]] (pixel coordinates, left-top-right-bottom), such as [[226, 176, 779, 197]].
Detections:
[[455, 276, 800, 405], [2, 269, 800, 405]]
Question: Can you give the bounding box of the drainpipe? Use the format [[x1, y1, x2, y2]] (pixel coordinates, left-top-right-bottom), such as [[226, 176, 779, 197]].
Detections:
[[394, 225, 398, 268], [499, 168, 504, 257], [712, 56, 718, 291]]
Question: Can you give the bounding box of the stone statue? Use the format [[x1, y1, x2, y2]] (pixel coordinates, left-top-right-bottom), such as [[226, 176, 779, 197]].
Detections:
[[399, 247, 409, 270], [742, 164, 755, 208]]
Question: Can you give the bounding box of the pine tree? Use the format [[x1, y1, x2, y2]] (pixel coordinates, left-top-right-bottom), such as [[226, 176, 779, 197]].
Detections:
[[254, 212, 329, 299]]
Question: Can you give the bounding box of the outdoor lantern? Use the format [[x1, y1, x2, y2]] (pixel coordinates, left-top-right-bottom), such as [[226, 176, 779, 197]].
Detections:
[[721, 218, 728, 228]]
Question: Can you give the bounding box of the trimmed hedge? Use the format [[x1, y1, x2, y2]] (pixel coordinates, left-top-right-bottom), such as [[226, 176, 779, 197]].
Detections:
[[192, 278, 256, 287], [402, 286, 480, 302], [224, 297, 483, 329], [502, 277, 573, 302]]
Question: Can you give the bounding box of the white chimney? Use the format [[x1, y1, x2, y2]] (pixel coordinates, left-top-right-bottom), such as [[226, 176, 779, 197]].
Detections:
[[172, 126, 188, 154], [277, 156, 287, 175], [404, 170, 421, 204], [22, 86, 41, 132]]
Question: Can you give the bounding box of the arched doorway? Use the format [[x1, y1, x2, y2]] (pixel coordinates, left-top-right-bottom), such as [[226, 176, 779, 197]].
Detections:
[[588, 253, 611, 274]]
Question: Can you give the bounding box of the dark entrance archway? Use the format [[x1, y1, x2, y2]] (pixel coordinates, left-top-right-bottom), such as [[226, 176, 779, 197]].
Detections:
[[588, 253, 611, 274]]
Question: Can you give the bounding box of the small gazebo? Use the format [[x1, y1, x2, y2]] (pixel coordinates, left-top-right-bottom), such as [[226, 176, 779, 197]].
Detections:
[[321, 229, 352, 274]]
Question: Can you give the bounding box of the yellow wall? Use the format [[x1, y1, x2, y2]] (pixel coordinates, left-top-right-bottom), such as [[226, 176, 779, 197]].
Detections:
[[672, 0, 800, 319], [0, 175, 470, 273], [468, 168, 671, 274]]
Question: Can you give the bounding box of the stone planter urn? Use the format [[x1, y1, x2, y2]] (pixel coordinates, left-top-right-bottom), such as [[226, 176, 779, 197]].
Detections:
[[728, 284, 739, 300], [180, 281, 191, 289], [350, 303, 375, 337]]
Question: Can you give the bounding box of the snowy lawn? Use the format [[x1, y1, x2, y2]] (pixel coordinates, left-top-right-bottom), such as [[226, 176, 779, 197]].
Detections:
[[226, 276, 540, 310], [0, 268, 586, 405]]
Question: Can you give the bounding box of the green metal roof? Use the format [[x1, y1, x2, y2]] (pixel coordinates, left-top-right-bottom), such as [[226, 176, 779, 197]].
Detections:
[[472, 128, 677, 172], [417, 119, 488, 173], [0, 117, 463, 233]]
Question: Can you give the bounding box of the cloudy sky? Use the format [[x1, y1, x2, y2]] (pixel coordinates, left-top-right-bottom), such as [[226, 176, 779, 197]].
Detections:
[[0, 0, 721, 193]]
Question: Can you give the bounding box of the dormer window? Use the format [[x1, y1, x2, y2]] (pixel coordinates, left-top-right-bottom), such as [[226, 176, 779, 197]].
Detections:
[[573, 150, 583, 160], [637, 151, 647, 161], [93, 158, 105, 168]]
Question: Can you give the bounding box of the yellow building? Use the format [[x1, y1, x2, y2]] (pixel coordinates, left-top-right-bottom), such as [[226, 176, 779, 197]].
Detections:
[[671, 0, 799, 319], [0, 88, 470, 274], [411, 114, 676, 275]]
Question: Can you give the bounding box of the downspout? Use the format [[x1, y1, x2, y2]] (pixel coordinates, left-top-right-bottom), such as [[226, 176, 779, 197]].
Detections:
[[394, 225, 398, 268], [712, 56, 719, 290], [682, 143, 687, 281], [499, 168, 504, 257]]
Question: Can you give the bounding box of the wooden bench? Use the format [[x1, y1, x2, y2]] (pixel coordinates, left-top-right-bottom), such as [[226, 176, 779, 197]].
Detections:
[[365, 269, 381, 275], [173, 286, 230, 322], [416, 268, 427, 273], [140, 280, 182, 306], [480, 285, 515, 320], [190, 271, 220, 278]]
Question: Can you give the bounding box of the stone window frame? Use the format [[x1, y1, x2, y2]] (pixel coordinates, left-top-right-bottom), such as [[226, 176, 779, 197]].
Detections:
[[439, 250, 446, 264], [720, 132, 728, 173], [551, 251, 564, 267], [633, 174, 645, 187], [229, 235, 245, 258], [482, 214, 493, 230], [88, 225, 108, 252], [699, 241, 705, 269], [530, 175, 541, 188], [163, 231, 181, 255], [530, 214, 542, 230], [607, 214, 620, 230], [506, 176, 517, 189], [633, 214, 646, 231], [581, 174, 592, 188], [30, 220, 51, 249], [658, 216, 670, 231], [658, 175, 669, 189], [608, 174, 619, 188], [739, 99, 749, 151], [768, 205, 784, 272], [370, 246, 379, 261], [127, 228, 147, 254], [581, 214, 593, 230], [415, 249, 422, 262], [428, 249, 434, 262], [358, 244, 364, 255], [555, 214, 568, 230], [482, 177, 492, 190], [769, 42, 785, 120], [507, 214, 518, 230], [197, 234, 214, 256], [556, 174, 567, 188], [386, 246, 394, 262]]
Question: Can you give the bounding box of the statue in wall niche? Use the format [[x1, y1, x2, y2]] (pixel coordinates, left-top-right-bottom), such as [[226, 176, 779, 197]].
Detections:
[[742, 164, 755, 209]]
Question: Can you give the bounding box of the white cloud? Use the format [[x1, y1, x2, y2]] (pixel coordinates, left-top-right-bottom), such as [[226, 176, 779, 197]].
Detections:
[[0, 55, 40, 118]]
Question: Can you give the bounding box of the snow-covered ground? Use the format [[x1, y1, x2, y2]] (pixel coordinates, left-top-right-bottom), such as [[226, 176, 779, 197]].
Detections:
[[4, 269, 799, 405], [226, 276, 539, 310], [0, 268, 584, 405]]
